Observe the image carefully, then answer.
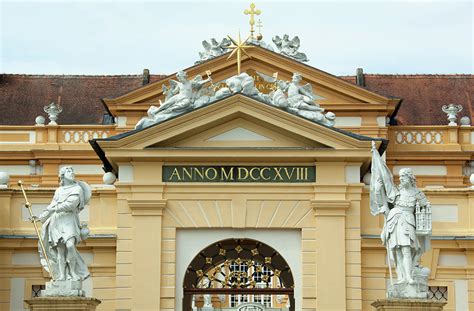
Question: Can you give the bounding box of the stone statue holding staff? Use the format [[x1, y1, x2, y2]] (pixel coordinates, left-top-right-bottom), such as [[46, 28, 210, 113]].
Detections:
[[370, 141, 432, 298], [36, 166, 91, 282]]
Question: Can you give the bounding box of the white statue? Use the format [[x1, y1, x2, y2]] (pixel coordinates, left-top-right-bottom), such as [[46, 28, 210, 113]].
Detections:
[[272, 34, 309, 62], [370, 141, 432, 298], [37, 166, 91, 282], [196, 38, 231, 63], [257, 71, 335, 126], [135, 71, 213, 129]]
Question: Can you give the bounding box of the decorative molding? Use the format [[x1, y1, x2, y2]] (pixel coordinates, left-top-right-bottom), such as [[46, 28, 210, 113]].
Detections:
[[127, 199, 167, 216], [311, 200, 350, 217]]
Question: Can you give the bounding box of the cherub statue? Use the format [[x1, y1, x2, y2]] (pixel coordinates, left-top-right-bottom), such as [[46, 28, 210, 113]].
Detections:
[[197, 38, 231, 63], [272, 34, 309, 62], [256, 71, 335, 126], [371, 142, 432, 298], [135, 71, 213, 129], [37, 166, 90, 281]]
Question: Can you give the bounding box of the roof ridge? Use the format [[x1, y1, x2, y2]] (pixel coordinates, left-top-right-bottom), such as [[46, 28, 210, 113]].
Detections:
[[0, 73, 166, 78], [355, 73, 473, 78]]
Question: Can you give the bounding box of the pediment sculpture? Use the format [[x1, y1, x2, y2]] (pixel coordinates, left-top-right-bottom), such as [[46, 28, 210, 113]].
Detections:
[[195, 34, 310, 63], [135, 70, 336, 130], [196, 38, 232, 64], [272, 34, 309, 62]]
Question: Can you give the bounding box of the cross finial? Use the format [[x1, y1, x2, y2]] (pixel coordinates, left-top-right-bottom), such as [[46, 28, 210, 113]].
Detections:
[[256, 19, 263, 34], [244, 3, 261, 39]]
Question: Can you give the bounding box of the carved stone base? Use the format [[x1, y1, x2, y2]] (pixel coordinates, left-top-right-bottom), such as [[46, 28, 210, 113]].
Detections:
[[25, 297, 101, 310], [372, 299, 446, 310], [388, 266, 431, 299], [41, 280, 85, 297]]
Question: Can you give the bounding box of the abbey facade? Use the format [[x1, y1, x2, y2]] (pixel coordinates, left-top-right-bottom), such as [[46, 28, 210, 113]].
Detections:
[[0, 46, 473, 310]]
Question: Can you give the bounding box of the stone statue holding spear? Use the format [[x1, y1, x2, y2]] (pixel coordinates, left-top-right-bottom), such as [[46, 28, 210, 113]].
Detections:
[[19, 166, 91, 296]]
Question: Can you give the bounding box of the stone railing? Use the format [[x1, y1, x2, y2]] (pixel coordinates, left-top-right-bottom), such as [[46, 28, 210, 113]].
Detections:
[[0, 124, 117, 146], [387, 126, 473, 152], [393, 129, 445, 145], [61, 128, 112, 144]]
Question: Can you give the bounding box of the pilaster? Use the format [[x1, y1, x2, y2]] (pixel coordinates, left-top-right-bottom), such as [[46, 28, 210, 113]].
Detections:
[[312, 199, 350, 310], [128, 199, 167, 310]]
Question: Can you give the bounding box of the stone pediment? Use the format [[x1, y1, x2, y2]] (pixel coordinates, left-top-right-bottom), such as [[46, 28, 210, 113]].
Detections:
[[92, 94, 381, 173], [102, 46, 400, 124]]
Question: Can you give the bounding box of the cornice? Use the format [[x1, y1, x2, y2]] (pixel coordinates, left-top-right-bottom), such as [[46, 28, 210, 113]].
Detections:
[[127, 199, 167, 216], [311, 199, 351, 217]]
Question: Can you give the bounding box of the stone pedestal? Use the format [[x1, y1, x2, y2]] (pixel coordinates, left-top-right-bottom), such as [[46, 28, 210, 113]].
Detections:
[[372, 299, 446, 310], [41, 280, 85, 297], [25, 297, 101, 310]]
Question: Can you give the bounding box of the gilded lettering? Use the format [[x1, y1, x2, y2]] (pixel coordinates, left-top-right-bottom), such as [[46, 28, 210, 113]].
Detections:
[[250, 167, 260, 181], [221, 167, 234, 181], [183, 167, 193, 181], [238, 167, 249, 180], [260, 167, 271, 181], [193, 167, 205, 180], [205, 167, 218, 180], [273, 167, 284, 181], [169, 168, 181, 181], [284, 167, 295, 180]]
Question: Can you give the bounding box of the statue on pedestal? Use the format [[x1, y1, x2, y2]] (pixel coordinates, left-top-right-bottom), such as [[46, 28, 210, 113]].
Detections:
[[35, 166, 91, 296], [370, 141, 432, 299]]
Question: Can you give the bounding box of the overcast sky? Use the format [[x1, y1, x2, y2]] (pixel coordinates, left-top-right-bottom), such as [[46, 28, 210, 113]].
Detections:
[[1, 0, 472, 76]]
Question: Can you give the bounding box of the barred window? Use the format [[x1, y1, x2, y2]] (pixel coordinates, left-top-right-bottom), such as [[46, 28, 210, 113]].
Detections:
[[31, 284, 45, 298], [428, 286, 448, 302]]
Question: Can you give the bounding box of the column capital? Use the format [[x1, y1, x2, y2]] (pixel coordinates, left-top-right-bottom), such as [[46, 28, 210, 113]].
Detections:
[[311, 199, 350, 217], [127, 199, 167, 216]]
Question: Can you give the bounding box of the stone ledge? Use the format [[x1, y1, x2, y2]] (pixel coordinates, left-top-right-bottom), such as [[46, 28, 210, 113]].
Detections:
[[25, 297, 101, 311], [372, 299, 446, 311]]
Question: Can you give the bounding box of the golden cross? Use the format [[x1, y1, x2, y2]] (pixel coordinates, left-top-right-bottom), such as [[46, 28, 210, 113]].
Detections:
[[244, 3, 261, 39], [227, 33, 252, 74]]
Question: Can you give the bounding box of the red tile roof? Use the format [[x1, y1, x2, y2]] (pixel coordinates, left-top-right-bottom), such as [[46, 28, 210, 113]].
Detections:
[[0, 74, 165, 125], [1, 73, 472, 126], [362, 74, 472, 125]]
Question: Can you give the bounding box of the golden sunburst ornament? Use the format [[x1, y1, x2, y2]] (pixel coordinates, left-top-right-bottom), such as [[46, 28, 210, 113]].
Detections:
[[227, 32, 252, 74]]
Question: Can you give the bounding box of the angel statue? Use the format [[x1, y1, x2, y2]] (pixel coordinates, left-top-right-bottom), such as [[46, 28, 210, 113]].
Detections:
[[196, 38, 231, 63], [135, 70, 213, 129], [36, 166, 91, 283], [370, 141, 432, 298], [272, 34, 309, 62], [256, 71, 336, 127]]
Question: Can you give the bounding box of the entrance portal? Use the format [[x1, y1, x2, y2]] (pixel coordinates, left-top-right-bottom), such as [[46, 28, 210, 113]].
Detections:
[[183, 238, 295, 311]]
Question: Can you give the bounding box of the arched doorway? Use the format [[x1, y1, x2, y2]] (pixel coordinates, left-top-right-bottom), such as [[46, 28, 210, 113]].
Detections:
[[183, 238, 295, 311]]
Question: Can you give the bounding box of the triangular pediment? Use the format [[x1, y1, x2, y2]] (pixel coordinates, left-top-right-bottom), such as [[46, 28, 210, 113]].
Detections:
[[102, 46, 400, 121], [94, 94, 379, 159], [207, 127, 272, 142]]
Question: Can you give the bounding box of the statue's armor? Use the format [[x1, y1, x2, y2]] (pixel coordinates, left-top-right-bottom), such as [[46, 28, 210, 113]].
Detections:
[[384, 188, 428, 250]]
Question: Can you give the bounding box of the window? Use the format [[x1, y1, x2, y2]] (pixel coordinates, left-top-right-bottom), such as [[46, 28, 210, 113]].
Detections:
[[31, 284, 45, 298], [428, 286, 448, 302]]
